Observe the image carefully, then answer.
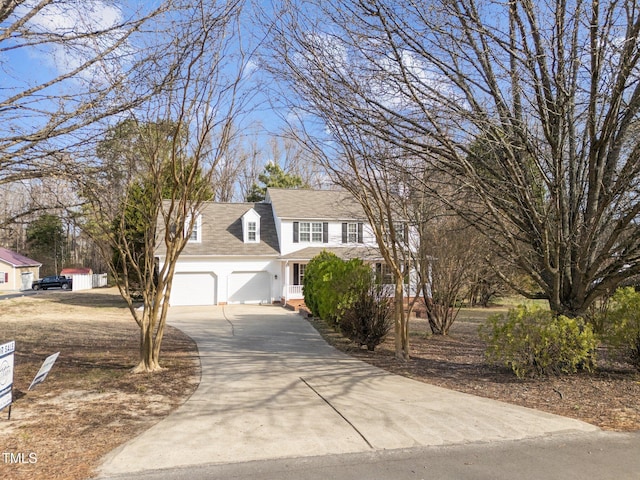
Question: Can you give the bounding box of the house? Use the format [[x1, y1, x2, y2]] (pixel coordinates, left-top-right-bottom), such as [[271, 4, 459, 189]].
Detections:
[[0, 247, 42, 292], [157, 188, 407, 307]]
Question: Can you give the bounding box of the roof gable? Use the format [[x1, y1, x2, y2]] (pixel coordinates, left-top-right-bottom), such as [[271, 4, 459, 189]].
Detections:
[[0, 247, 42, 267], [165, 202, 279, 256], [266, 188, 365, 220]]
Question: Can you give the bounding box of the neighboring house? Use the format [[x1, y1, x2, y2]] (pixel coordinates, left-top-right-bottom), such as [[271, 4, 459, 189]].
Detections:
[[157, 188, 411, 307], [0, 247, 42, 292]]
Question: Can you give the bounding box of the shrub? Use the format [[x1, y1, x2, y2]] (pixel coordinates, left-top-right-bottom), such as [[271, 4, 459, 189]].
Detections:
[[303, 251, 370, 323], [303, 251, 339, 319], [599, 287, 640, 368], [339, 282, 393, 351], [479, 305, 597, 378]]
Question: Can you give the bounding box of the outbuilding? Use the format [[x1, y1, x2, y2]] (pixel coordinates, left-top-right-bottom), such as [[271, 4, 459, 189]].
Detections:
[[0, 247, 42, 291]]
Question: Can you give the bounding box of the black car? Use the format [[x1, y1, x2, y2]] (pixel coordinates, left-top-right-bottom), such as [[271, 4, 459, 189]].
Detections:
[[32, 275, 73, 290]]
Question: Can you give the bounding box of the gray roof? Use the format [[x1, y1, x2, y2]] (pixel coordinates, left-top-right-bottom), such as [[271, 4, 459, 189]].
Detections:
[[178, 202, 280, 256], [266, 188, 366, 220], [279, 246, 383, 262], [0, 247, 41, 267]]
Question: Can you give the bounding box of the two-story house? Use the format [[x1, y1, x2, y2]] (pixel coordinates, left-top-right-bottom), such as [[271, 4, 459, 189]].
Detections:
[[160, 188, 398, 307]]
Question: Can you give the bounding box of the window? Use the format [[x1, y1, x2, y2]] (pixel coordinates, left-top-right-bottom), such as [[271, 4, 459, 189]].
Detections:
[[293, 263, 306, 286], [299, 222, 311, 242], [295, 222, 326, 243], [376, 263, 394, 284], [311, 222, 323, 242], [188, 214, 202, 243], [248, 221, 257, 241], [375, 263, 409, 285], [342, 222, 363, 243], [347, 223, 358, 243], [0, 272, 5, 284], [299, 264, 306, 284], [384, 222, 406, 244]]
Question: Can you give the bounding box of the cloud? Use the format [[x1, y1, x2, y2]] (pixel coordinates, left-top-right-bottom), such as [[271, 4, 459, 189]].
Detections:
[[15, 1, 127, 83]]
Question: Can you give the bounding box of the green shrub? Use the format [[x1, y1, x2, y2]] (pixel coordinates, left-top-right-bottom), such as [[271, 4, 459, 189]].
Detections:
[[339, 282, 393, 351], [303, 251, 370, 323], [303, 251, 339, 319], [479, 305, 597, 378], [599, 287, 640, 368]]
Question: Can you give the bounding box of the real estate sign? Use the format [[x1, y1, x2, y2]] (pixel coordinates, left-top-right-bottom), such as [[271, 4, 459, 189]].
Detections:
[[28, 352, 60, 391], [0, 341, 15, 412]]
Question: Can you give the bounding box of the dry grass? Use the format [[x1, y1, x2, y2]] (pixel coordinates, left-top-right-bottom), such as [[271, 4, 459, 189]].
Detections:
[[0, 288, 200, 480], [2, 290, 638, 480]]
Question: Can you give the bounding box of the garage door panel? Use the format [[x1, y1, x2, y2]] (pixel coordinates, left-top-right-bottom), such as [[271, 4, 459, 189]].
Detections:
[[228, 272, 270, 304], [171, 272, 216, 306]]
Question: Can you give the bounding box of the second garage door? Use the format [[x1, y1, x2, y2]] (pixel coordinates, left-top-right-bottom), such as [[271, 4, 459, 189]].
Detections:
[[228, 271, 270, 304], [170, 272, 216, 306]]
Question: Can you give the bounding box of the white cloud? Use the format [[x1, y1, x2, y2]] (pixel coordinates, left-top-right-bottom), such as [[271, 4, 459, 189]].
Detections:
[[16, 1, 126, 83]]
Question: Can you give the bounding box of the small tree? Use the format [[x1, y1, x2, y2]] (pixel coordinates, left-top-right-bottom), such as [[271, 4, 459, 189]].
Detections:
[[339, 281, 393, 351]]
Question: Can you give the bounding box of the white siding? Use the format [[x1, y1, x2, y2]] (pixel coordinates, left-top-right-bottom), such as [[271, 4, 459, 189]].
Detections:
[[279, 220, 378, 255]]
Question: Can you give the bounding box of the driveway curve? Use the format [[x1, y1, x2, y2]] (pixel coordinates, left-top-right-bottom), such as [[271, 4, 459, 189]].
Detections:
[[99, 305, 598, 476]]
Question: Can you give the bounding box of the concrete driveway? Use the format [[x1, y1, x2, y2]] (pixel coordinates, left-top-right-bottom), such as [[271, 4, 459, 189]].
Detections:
[[98, 305, 598, 477]]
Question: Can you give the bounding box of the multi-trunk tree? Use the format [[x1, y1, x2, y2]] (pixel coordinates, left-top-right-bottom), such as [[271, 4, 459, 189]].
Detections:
[[263, 0, 640, 318], [80, 0, 246, 372]]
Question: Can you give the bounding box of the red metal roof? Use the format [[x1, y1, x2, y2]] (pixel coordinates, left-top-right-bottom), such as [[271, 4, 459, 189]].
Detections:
[[0, 247, 42, 267], [60, 268, 92, 275]]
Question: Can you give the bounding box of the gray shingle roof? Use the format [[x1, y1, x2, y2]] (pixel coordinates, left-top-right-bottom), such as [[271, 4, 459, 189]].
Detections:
[[266, 188, 366, 220], [178, 202, 280, 256], [279, 246, 383, 261]]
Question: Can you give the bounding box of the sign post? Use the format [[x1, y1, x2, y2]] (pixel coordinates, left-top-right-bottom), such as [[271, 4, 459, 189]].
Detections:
[[0, 341, 15, 420]]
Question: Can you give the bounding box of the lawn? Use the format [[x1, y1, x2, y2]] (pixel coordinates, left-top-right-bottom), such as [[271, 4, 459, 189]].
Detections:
[[0, 289, 200, 480]]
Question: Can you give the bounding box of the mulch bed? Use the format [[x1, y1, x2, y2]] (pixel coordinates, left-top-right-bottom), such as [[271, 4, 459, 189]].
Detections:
[[306, 309, 640, 432]]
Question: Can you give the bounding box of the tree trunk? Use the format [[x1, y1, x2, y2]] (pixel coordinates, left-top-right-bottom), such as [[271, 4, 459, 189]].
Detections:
[[133, 313, 162, 373], [394, 279, 409, 361]]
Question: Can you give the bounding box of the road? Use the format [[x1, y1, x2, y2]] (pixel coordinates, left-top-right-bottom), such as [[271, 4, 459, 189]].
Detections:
[[98, 430, 640, 480]]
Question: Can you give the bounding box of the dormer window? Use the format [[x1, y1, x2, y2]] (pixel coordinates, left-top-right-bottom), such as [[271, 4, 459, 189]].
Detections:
[[242, 208, 261, 243], [188, 214, 202, 243], [248, 221, 257, 241]]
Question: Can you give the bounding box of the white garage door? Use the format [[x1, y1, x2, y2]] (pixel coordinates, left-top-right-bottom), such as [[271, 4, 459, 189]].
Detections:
[[228, 271, 270, 304], [170, 272, 216, 306]]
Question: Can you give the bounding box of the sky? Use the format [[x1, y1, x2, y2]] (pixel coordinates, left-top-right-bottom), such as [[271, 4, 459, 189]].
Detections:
[[1, 0, 285, 149]]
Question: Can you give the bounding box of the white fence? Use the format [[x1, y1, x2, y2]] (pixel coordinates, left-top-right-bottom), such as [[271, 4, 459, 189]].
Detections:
[[71, 273, 108, 291]]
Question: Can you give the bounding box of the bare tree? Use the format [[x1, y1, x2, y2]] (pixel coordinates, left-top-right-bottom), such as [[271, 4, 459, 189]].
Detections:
[[332, 142, 415, 360], [419, 215, 479, 335], [263, 0, 640, 318], [0, 1, 176, 188], [80, 0, 246, 372]]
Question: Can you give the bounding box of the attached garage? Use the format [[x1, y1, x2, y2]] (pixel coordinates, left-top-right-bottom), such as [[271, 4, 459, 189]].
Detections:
[[228, 271, 271, 304], [170, 272, 217, 306]]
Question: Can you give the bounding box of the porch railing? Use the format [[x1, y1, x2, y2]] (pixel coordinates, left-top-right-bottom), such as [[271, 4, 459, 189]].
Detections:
[[287, 285, 304, 299]]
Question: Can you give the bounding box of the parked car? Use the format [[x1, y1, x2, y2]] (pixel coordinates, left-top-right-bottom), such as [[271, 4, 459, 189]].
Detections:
[[32, 275, 73, 290]]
